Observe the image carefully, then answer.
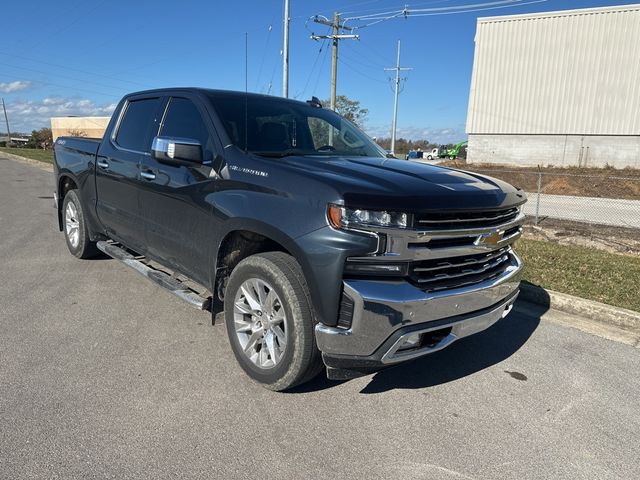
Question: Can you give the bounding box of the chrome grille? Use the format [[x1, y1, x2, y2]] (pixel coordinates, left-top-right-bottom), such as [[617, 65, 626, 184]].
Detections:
[[413, 207, 519, 230], [408, 247, 514, 292]]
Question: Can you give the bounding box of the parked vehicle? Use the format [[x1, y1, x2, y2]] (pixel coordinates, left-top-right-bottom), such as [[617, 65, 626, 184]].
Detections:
[[54, 88, 526, 390], [438, 141, 467, 160], [406, 148, 443, 161]]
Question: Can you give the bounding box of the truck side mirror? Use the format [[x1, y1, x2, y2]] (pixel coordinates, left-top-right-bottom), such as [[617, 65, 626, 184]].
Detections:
[[151, 136, 203, 166]]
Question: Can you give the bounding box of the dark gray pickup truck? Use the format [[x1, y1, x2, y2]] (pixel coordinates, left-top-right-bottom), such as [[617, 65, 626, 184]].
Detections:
[[54, 88, 526, 390]]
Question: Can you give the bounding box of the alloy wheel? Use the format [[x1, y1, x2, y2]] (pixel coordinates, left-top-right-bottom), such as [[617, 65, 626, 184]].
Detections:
[[65, 202, 80, 248], [233, 278, 287, 369]]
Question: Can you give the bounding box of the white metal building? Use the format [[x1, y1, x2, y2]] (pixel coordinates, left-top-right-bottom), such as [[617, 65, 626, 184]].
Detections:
[[466, 4, 640, 168]]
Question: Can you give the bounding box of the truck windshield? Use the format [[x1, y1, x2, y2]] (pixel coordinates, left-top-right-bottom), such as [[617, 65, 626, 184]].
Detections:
[[207, 93, 386, 158]]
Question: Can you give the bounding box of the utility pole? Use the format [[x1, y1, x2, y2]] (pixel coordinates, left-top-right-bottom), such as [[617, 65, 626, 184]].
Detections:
[[282, 0, 290, 98], [310, 13, 359, 111], [329, 12, 339, 111], [2, 98, 11, 146], [384, 40, 412, 156]]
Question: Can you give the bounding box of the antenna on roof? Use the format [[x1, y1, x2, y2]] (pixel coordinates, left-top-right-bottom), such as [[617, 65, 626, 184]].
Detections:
[[244, 32, 248, 153], [306, 96, 323, 108]]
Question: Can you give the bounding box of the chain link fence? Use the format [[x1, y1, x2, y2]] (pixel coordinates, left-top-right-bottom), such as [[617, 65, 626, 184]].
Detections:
[[463, 168, 640, 231]]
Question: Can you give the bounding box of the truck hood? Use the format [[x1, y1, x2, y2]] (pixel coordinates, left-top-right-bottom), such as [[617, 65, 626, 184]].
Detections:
[[278, 155, 526, 211]]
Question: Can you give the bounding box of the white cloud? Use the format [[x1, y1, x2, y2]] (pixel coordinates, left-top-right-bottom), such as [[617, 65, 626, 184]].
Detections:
[[5, 97, 117, 132], [365, 124, 467, 144], [0, 80, 32, 93]]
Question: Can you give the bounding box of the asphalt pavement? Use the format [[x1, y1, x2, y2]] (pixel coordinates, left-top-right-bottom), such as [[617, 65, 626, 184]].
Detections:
[[1, 155, 639, 479]]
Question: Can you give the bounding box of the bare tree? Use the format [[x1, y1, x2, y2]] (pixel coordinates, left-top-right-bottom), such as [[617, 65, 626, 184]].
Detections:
[[67, 129, 88, 138]]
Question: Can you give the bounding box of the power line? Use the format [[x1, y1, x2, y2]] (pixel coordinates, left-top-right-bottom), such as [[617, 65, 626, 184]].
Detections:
[[296, 31, 329, 99], [255, 22, 275, 91], [343, 0, 547, 27], [312, 37, 332, 95], [338, 58, 387, 84], [0, 51, 151, 89], [22, 0, 111, 53], [340, 46, 386, 71], [0, 73, 120, 99], [0, 61, 142, 94], [341, 0, 459, 16], [307, 0, 545, 139]]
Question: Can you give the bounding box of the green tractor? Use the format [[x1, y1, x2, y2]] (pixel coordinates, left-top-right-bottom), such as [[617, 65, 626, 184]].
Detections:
[[437, 140, 467, 160]]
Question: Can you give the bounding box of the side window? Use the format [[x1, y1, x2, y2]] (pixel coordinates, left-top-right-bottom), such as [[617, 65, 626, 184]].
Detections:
[[115, 98, 160, 152], [160, 97, 212, 159]]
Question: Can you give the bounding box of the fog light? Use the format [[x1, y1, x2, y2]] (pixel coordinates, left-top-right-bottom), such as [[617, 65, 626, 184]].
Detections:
[[397, 332, 422, 351]]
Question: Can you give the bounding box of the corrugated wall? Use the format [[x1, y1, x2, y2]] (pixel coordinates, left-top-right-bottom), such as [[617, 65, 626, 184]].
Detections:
[[466, 4, 640, 135]]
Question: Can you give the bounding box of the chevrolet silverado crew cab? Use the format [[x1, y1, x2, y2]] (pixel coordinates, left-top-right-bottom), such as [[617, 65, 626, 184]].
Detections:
[[54, 88, 526, 391]]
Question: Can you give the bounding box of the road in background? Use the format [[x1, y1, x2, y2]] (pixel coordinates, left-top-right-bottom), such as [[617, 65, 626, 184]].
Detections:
[[1, 155, 639, 480], [523, 193, 640, 228]]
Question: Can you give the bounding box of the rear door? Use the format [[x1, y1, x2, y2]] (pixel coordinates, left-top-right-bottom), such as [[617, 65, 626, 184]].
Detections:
[[138, 95, 221, 285], [95, 96, 163, 252]]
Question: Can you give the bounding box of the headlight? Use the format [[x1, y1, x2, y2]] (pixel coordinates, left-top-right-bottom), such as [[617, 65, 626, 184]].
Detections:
[[328, 204, 408, 229]]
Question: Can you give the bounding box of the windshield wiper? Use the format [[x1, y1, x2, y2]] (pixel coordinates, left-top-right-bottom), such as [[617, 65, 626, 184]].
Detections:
[[251, 149, 372, 158], [251, 149, 320, 158]]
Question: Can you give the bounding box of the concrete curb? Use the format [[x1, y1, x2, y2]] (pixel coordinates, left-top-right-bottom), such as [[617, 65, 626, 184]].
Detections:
[[0, 151, 53, 172], [519, 282, 640, 332]]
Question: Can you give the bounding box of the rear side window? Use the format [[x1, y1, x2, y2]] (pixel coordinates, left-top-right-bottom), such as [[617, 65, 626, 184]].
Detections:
[[115, 98, 160, 152], [160, 97, 213, 160]]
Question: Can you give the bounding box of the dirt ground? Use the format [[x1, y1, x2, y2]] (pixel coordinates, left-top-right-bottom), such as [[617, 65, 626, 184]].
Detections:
[[522, 217, 640, 257], [440, 161, 640, 200]]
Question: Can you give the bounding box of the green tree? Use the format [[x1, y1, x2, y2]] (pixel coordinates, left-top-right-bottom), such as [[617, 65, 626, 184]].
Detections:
[[323, 95, 368, 127], [28, 127, 53, 149]]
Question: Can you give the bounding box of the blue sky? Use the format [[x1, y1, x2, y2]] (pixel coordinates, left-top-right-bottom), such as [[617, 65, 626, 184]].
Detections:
[[1, 0, 636, 142]]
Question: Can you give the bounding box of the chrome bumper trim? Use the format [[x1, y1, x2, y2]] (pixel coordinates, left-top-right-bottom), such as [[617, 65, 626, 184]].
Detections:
[[380, 292, 518, 364], [315, 252, 523, 357]]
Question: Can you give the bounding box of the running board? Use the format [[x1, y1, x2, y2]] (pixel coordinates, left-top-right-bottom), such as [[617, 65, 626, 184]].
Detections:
[[97, 241, 211, 311]]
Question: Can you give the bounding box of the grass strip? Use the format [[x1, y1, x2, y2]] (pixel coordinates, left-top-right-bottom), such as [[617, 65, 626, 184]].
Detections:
[[516, 238, 640, 312], [0, 147, 54, 164]]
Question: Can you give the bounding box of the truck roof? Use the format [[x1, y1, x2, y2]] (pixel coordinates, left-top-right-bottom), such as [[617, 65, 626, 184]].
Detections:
[[124, 87, 315, 107]]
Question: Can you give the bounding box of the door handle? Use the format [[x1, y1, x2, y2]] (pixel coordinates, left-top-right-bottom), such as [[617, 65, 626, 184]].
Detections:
[[140, 171, 156, 180], [97, 159, 109, 169]]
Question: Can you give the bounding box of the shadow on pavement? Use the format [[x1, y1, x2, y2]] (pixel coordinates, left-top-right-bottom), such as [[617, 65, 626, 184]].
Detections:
[[293, 286, 550, 394]]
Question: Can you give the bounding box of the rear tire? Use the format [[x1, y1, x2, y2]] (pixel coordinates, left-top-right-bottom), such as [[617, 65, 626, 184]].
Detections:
[[224, 252, 323, 391], [62, 190, 99, 259]]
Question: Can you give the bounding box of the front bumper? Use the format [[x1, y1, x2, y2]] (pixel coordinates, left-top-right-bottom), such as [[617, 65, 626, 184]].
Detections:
[[315, 251, 523, 372]]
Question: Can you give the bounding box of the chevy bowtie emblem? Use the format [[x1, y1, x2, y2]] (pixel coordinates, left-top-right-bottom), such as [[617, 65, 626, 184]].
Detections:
[[476, 230, 504, 246]]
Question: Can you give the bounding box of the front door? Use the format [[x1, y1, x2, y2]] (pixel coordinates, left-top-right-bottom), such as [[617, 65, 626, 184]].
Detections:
[[138, 95, 220, 286]]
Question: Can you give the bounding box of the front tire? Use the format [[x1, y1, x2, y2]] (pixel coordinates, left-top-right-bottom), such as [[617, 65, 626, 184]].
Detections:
[[62, 190, 99, 259], [224, 252, 322, 391]]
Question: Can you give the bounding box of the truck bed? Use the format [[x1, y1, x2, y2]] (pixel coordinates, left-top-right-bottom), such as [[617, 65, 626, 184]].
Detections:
[[54, 136, 102, 175]]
